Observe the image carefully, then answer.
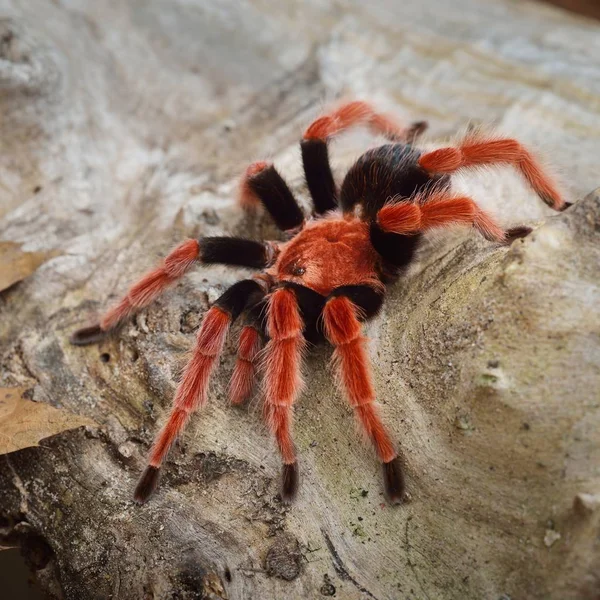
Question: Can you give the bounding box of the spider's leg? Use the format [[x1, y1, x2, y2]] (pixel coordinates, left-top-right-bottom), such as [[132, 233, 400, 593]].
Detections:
[[134, 279, 264, 504], [70, 237, 276, 345], [418, 134, 566, 211], [301, 101, 428, 216], [322, 289, 403, 504], [262, 286, 306, 502], [376, 191, 507, 242], [229, 299, 267, 405], [303, 100, 427, 144], [300, 138, 337, 215], [238, 162, 304, 232]]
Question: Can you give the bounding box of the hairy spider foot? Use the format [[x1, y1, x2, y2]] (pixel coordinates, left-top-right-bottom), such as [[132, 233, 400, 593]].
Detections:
[[559, 201, 574, 212], [405, 120, 428, 143], [134, 465, 161, 504], [281, 462, 299, 504], [504, 225, 533, 244], [70, 323, 108, 346], [382, 458, 405, 504]]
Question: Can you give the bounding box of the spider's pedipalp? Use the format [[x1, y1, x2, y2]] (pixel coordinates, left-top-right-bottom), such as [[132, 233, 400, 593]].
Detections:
[[418, 135, 566, 211], [70, 237, 273, 344], [240, 162, 304, 232], [134, 279, 265, 503]]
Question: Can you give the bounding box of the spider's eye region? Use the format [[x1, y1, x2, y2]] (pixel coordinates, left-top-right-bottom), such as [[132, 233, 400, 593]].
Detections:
[[291, 265, 306, 277]]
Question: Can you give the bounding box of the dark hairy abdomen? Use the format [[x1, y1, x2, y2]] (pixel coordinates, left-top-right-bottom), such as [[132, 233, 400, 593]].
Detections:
[[339, 143, 449, 278], [339, 143, 449, 219]]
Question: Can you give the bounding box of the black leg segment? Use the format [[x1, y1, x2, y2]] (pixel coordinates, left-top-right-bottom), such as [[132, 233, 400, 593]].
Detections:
[[329, 285, 384, 320], [301, 139, 337, 214], [214, 279, 265, 321], [245, 166, 304, 231], [370, 223, 422, 278], [200, 237, 273, 269], [281, 282, 326, 343]]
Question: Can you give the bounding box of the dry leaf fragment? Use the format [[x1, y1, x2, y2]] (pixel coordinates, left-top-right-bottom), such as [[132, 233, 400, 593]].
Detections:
[[0, 240, 58, 292], [0, 387, 95, 455]]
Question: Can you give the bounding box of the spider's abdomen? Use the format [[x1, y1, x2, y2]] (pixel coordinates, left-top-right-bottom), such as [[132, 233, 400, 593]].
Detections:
[[340, 144, 449, 219]]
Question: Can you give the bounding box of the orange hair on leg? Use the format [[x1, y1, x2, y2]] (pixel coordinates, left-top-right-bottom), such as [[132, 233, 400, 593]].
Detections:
[[262, 287, 305, 501], [419, 192, 505, 242], [303, 100, 425, 143], [418, 136, 565, 210], [69, 239, 200, 345], [377, 202, 422, 234], [238, 161, 269, 209], [102, 239, 199, 331], [419, 196, 475, 227], [322, 295, 402, 502], [229, 326, 262, 405], [377, 191, 505, 242], [134, 307, 230, 503]]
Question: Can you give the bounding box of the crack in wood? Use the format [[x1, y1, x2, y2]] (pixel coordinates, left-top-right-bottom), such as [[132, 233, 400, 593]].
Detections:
[[405, 517, 431, 600], [321, 528, 380, 600]]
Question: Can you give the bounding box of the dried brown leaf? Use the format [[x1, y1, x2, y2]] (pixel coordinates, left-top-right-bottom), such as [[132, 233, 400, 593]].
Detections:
[[0, 241, 58, 292], [0, 388, 95, 455]]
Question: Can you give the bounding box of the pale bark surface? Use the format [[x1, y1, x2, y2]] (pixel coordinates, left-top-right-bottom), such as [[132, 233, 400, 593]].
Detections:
[[0, 1, 599, 599]]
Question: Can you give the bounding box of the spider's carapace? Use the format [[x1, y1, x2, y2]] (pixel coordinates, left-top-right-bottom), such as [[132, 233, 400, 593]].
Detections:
[[271, 217, 380, 296], [71, 100, 566, 505]]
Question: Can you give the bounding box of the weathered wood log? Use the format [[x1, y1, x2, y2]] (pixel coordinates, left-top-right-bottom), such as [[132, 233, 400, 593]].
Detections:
[[1, 1, 599, 599]]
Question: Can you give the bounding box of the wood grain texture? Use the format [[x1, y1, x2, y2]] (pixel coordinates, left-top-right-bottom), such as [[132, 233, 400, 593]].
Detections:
[[0, 1, 599, 598]]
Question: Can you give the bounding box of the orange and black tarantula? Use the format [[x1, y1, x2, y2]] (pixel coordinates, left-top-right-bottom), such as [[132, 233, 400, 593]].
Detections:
[[71, 101, 566, 505]]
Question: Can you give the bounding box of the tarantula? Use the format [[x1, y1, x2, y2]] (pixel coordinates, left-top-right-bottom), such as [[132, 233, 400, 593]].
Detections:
[[71, 101, 566, 505]]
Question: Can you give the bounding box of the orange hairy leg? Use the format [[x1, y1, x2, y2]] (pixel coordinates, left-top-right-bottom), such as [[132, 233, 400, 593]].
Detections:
[[322, 295, 404, 503], [377, 192, 506, 242], [262, 287, 305, 501], [70, 239, 200, 344], [301, 103, 426, 216], [303, 100, 427, 143], [134, 279, 264, 503], [418, 135, 565, 210], [229, 325, 263, 405], [70, 237, 273, 346], [134, 307, 231, 503]]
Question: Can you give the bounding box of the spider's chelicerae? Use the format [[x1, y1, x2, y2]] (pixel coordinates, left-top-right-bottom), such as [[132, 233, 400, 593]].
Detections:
[[71, 101, 566, 505]]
